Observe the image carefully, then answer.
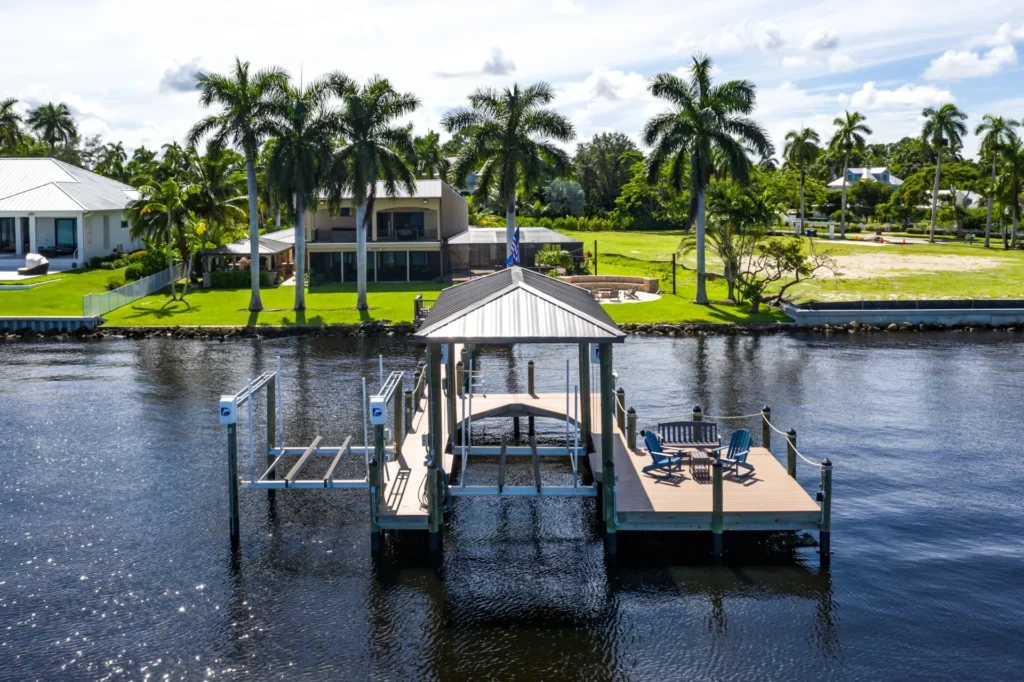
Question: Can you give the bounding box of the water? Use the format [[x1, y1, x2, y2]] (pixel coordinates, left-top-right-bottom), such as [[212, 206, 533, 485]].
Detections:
[[2, 333, 1022, 681]]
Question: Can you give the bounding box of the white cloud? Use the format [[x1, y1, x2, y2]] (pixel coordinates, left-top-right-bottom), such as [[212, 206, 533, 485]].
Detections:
[[551, 0, 583, 15], [845, 81, 953, 109], [782, 56, 808, 68], [924, 22, 1023, 80], [924, 45, 1017, 80], [159, 58, 202, 94], [804, 28, 840, 50], [482, 47, 516, 75], [715, 21, 785, 52], [828, 52, 856, 73]]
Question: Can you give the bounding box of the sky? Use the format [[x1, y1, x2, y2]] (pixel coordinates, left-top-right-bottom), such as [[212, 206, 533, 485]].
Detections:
[[3, 0, 1024, 165]]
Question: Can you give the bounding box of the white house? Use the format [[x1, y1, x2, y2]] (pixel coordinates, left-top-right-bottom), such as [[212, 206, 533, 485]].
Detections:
[[827, 167, 903, 189], [0, 158, 142, 269]]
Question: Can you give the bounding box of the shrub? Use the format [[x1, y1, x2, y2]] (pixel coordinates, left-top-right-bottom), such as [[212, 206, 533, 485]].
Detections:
[[211, 270, 273, 289], [125, 250, 149, 263], [105, 276, 125, 291], [123, 251, 169, 281]]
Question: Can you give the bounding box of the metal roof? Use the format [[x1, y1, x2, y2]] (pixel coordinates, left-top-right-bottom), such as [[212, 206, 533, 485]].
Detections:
[[448, 226, 584, 246], [203, 236, 292, 256], [415, 266, 625, 344], [0, 158, 138, 212]]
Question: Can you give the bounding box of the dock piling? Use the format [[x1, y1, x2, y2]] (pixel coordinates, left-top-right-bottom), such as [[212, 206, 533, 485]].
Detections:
[[786, 429, 797, 478], [615, 388, 626, 432], [626, 407, 637, 451], [266, 377, 276, 496], [394, 381, 404, 458], [370, 423, 383, 552], [599, 344, 617, 554], [692, 405, 702, 422], [761, 406, 771, 448], [456, 361, 465, 399], [527, 360, 535, 395], [427, 344, 444, 555], [820, 458, 832, 564], [711, 458, 723, 560], [404, 390, 413, 435], [227, 423, 240, 541]]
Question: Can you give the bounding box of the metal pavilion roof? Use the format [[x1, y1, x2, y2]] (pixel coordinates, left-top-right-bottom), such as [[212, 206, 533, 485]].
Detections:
[[415, 267, 626, 344], [448, 226, 584, 246]]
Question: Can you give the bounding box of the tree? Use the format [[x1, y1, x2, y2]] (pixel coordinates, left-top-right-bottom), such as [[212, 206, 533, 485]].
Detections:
[[921, 103, 968, 243], [127, 169, 199, 301], [783, 127, 821, 234], [443, 82, 575, 259], [325, 74, 419, 311], [413, 130, 450, 181], [26, 102, 78, 156], [186, 143, 247, 264], [188, 57, 289, 312], [94, 141, 128, 181], [127, 146, 159, 181], [683, 180, 780, 300], [975, 114, 1020, 247], [847, 179, 893, 219], [0, 98, 23, 151], [828, 110, 871, 239], [544, 178, 584, 216], [998, 138, 1024, 248], [643, 53, 772, 304], [739, 239, 838, 313], [267, 78, 337, 311], [573, 132, 642, 215]]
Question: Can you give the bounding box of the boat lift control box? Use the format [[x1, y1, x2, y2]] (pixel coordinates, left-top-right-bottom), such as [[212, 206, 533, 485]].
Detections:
[[219, 395, 238, 424], [370, 396, 387, 425]]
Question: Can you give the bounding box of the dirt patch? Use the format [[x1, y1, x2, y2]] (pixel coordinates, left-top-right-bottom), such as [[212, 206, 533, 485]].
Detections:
[[832, 253, 999, 279]]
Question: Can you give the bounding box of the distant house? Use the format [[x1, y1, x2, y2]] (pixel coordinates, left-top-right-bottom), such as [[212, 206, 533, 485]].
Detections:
[[304, 179, 468, 283], [827, 167, 903, 190], [0, 158, 142, 268], [202, 227, 296, 285]]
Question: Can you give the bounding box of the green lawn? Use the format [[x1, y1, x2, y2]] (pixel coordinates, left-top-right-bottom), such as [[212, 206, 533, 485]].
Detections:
[[101, 282, 447, 327], [0, 268, 126, 316]]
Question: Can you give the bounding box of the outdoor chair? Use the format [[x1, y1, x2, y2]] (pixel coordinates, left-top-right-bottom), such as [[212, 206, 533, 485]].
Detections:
[[623, 286, 640, 300], [711, 429, 754, 479], [640, 430, 684, 478]]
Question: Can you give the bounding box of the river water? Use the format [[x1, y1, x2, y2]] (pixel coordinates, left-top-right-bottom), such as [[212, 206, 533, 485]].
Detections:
[[1, 333, 1022, 681]]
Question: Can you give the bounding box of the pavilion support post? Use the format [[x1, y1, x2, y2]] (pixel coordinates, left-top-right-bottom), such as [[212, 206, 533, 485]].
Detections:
[[820, 458, 833, 565], [786, 429, 797, 479], [460, 347, 469, 395], [266, 377, 276, 500], [693, 405, 703, 422], [762, 406, 772, 449], [615, 387, 625, 433], [712, 458, 723, 562], [446, 345, 457, 449], [227, 423, 240, 541], [599, 343, 617, 554], [370, 423, 384, 553], [578, 343, 592, 445], [456, 361, 465, 399], [427, 343, 444, 554], [404, 390, 413, 436], [394, 380, 404, 459]]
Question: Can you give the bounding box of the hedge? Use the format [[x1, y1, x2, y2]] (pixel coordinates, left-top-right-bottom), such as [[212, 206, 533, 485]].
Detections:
[[211, 270, 274, 289]]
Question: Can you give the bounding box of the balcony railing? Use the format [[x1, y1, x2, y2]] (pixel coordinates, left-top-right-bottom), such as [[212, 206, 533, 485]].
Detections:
[[311, 228, 440, 244]]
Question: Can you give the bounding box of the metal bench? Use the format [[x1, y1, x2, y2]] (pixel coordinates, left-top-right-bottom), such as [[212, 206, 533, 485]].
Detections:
[[656, 420, 719, 449]]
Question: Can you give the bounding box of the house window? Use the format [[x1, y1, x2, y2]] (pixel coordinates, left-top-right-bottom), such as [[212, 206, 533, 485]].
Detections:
[[103, 215, 110, 249], [121, 220, 128, 229], [338, 207, 351, 217], [55, 218, 77, 252]]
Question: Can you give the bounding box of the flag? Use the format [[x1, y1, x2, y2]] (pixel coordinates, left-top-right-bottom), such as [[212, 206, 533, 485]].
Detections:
[[505, 227, 520, 267]]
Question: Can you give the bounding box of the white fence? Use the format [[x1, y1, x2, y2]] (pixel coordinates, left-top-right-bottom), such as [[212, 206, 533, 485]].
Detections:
[[82, 263, 186, 318]]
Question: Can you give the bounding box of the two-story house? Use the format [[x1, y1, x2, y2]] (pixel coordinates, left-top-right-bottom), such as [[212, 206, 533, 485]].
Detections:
[[306, 179, 468, 283], [826, 167, 903, 189]]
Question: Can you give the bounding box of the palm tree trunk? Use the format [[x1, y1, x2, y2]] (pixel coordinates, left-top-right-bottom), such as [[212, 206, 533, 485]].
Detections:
[[356, 194, 374, 311], [840, 152, 849, 239], [505, 193, 516, 264], [244, 150, 264, 312], [1013, 201, 1019, 250], [276, 206, 281, 230], [929, 149, 942, 243], [985, 156, 996, 248], [798, 170, 806, 236], [694, 188, 708, 305], [166, 232, 176, 302], [294, 195, 306, 311], [180, 246, 193, 300]]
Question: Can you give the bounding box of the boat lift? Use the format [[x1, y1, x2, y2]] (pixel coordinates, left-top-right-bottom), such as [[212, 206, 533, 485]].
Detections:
[[219, 356, 402, 542]]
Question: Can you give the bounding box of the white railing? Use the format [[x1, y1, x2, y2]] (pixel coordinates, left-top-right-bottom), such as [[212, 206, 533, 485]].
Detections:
[[82, 263, 186, 318]]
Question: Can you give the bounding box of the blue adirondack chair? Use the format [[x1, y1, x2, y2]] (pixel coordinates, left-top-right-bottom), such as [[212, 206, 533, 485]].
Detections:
[[641, 430, 683, 478], [711, 429, 754, 479]]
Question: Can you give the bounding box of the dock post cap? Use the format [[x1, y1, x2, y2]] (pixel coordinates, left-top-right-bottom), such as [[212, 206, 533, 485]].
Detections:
[[762, 405, 771, 412], [626, 407, 635, 414], [787, 428, 797, 435], [821, 458, 832, 467], [711, 458, 722, 468], [693, 405, 702, 412], [527, 360, 534, 365]]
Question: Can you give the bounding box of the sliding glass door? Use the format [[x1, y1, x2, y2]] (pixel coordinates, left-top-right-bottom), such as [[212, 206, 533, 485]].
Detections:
[[55, 218, 77, 253], [0, 218, 14, 252]]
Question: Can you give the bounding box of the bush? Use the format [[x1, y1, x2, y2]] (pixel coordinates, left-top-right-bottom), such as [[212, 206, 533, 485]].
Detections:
[[125, 250, 150, 263], [520, 215, 615, 232], [105, 276, 125, 291], [211, 270, 273, 289], [123, 251, 168, 281]]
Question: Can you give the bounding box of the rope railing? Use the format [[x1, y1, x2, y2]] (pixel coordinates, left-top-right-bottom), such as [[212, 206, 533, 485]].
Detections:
[[703, 412, 766, 420], [762, 417, 824, 469]]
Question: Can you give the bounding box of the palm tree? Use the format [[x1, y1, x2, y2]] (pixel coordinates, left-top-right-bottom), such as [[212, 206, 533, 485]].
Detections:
[[921, 103, 968, 243], [1000, 138, 1024, 249], [26, 102, 78, 156], [643, 54, 772, 304], [188, 57, 289, 312], [0, 98, 23, 151], [783, 127, 822, 235], [267, 78, 338, 311], [828, 110, 871, 239], [975, 114, 1020, 248], [413, 130, 450, 180], [95, 141, 128, 181], [127, 172, 199, 301], [325, 75, 419, 311], [443, 82, 575, 259], [186, 143, 247, 263]]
